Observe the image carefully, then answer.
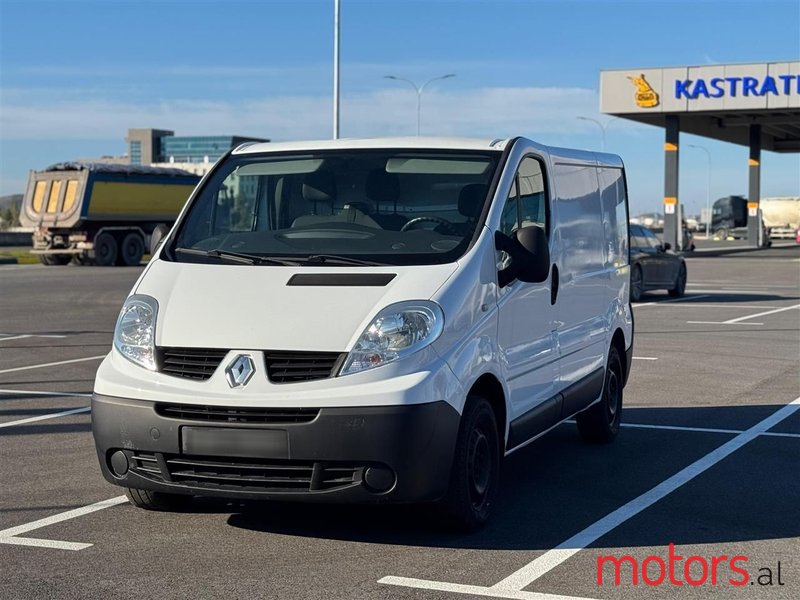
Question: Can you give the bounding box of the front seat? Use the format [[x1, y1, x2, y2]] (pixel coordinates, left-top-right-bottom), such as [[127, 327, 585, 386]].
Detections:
[[454, 183, 488, 235], [364, 169, 407, 231], [292, 171, 337, 227]]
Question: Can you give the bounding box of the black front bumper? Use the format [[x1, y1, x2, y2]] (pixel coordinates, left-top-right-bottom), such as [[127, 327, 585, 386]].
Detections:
[[92, 394, 460, 503]]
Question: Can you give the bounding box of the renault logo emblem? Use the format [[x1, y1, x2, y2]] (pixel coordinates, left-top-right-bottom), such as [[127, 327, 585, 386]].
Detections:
[[225, 354, 255, 388]]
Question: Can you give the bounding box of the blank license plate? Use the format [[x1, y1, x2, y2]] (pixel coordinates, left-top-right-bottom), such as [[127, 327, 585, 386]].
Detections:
[[181, 427, 288, 459]]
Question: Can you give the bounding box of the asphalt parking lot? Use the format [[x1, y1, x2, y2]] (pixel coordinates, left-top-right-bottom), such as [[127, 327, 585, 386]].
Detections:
[[1, 246, 799, 600]]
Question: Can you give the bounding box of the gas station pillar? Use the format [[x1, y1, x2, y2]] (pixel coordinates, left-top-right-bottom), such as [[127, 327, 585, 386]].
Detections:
[[663, 115, 680, 250], [747, 124, 762, 247]]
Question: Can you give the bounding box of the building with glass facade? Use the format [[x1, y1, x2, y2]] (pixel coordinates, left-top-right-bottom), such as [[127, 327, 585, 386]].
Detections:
[[127, 129, 269, 165]]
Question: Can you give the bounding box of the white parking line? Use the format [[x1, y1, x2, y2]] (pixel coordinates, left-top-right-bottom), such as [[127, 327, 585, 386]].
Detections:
[[631, 357, 658, 361], [0, 355, 105, 375], [0, 496, 128, 551], [686, 321, 763, 326], [0, 334, 68, 342], [380, 395, 800, 597], [722, 303, 800, 324], [569, 420, 800, 439], [633, 294, 711, 308], [0, 407, 90, 429]]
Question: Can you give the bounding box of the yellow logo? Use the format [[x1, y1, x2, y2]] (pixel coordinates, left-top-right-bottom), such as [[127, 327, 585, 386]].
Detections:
[[627, 73, 660, 108]]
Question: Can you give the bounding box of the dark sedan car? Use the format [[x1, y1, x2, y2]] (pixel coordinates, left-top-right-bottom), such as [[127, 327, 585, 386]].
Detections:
[[629, 225, 687, 302]]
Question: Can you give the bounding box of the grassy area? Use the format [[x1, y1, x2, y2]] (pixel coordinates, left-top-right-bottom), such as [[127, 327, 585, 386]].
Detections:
[[0, 247, 39, 264]]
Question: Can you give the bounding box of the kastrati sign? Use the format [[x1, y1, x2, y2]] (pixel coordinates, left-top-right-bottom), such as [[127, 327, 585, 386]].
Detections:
[[601, 62, 800, 114]]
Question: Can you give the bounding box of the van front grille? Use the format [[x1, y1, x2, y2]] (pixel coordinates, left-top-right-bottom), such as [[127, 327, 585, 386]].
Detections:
[[128, 451, 362, 492], [157, 348, 346, 383], [264, 351, 345, 383], [159, 348, 228, 380], [155, 403, 320, 424]]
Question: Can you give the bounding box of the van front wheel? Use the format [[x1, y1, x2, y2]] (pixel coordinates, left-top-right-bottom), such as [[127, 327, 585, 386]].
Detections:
[[576, 346, 623, 443], [440, 396, 500, 531]]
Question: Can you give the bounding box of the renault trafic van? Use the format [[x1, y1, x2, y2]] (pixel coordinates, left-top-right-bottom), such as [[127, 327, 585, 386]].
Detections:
[[92, 137, 633, 530]]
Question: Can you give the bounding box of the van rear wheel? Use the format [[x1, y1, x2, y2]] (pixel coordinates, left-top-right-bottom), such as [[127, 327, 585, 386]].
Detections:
[[440, 395, 500, 531], [125, 487, 192, 511], [576, 346, 623, 443]]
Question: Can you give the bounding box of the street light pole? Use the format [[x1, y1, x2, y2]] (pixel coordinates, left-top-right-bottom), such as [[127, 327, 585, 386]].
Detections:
[[384, 74, 456, 135], [576, 116, 619, 152], [332, 0, 340, 139], [688, 144, 712, 238]]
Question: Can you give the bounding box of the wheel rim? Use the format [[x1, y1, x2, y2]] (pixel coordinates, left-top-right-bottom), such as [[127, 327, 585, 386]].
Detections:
[[467, 428, 491, 510], [606, 370, 620, 422]]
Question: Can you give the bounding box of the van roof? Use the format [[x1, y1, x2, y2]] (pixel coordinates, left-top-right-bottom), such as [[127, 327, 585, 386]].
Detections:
[[232, 137, 511, 155], [232, 137, 625, 168]]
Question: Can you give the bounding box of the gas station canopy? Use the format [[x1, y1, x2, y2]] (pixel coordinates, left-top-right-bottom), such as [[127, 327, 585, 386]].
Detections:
[[601, 62, 800, 151], [600, 61, 800, 247]]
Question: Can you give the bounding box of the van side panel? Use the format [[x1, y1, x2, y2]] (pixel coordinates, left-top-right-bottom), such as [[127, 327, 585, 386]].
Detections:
[[598, 166, 633, 351], [551, 161, 608, 391]]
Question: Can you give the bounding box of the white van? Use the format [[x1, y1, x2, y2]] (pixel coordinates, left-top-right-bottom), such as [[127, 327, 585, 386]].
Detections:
[[93, 137, 633, 529]]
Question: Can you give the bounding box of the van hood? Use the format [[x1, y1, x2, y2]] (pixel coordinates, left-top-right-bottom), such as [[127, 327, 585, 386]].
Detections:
[[135, 260, 457, 352]]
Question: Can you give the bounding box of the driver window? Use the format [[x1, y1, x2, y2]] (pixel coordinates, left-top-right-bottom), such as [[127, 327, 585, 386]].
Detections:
[[499, 156, 548, 237]]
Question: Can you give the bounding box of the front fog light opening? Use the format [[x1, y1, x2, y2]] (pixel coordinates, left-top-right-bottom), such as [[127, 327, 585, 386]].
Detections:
[[363, 465, 396, 493]]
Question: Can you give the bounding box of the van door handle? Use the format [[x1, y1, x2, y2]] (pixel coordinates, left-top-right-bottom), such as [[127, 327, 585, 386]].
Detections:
[[551, 264, 559, 305]]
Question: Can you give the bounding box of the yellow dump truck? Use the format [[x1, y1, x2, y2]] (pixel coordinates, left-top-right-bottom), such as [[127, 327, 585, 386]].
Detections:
[[19, 162, 200, 266]]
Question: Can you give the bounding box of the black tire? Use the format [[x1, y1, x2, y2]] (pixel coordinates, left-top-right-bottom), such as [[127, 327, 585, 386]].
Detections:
[[125, 487, 192, 512], [629, 264, 644, 302], [576, 346, 623, 444], [440, 395, 501, 531], [668, 263, 687, 297], [120, 232, 145, 266], [39, 254, 70, 265], [93, 232, 118, 266]]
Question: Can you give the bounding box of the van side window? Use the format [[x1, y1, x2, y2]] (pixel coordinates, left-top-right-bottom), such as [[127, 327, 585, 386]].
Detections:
[[499, 157, 548, 238], [518, 157, 547, 231], [500, 179, 518, 237]]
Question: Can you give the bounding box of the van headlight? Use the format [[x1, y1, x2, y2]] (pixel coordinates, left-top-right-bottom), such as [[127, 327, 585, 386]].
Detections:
[[113, 294, 158, 371], [340, 301, 444, 375]]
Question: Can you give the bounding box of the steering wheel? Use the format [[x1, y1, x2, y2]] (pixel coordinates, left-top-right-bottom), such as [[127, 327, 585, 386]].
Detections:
[[400, 216, 458, 236]]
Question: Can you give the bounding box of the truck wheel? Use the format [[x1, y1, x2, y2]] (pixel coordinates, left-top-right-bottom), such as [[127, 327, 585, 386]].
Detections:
[[125, 487, 192, 512], [440, 395, 500, 531], [120, 233, 145, 266], [668, 263, 687, 297], [93, 232, 118, 266], [576, 346, 623, 443], [39, 255, 70, 266]]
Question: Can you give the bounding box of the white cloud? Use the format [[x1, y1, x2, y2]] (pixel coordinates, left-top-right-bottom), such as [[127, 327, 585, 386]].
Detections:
[[0, 86, 603, 142]]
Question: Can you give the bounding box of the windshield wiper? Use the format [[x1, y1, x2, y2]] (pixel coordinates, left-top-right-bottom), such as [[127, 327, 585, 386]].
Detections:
[[175, 247, 301, 266], [304, 254, 388, 266]]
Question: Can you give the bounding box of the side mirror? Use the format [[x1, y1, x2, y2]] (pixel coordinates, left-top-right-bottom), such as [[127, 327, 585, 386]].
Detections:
[[662, 242, 671, 251], [150, 224, 170, 255], [495, 225, 551, 287]]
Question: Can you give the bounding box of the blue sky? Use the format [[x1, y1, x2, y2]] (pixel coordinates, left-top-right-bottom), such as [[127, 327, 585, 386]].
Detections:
[[1, 0, 799, 215]]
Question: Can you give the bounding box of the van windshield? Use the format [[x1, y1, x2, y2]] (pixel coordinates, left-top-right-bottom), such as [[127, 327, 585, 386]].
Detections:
[[167, 150, 500, 266]]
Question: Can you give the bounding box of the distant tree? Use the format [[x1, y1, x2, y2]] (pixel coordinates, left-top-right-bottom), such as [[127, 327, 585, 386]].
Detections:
[[0, 207, 13, 229]]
